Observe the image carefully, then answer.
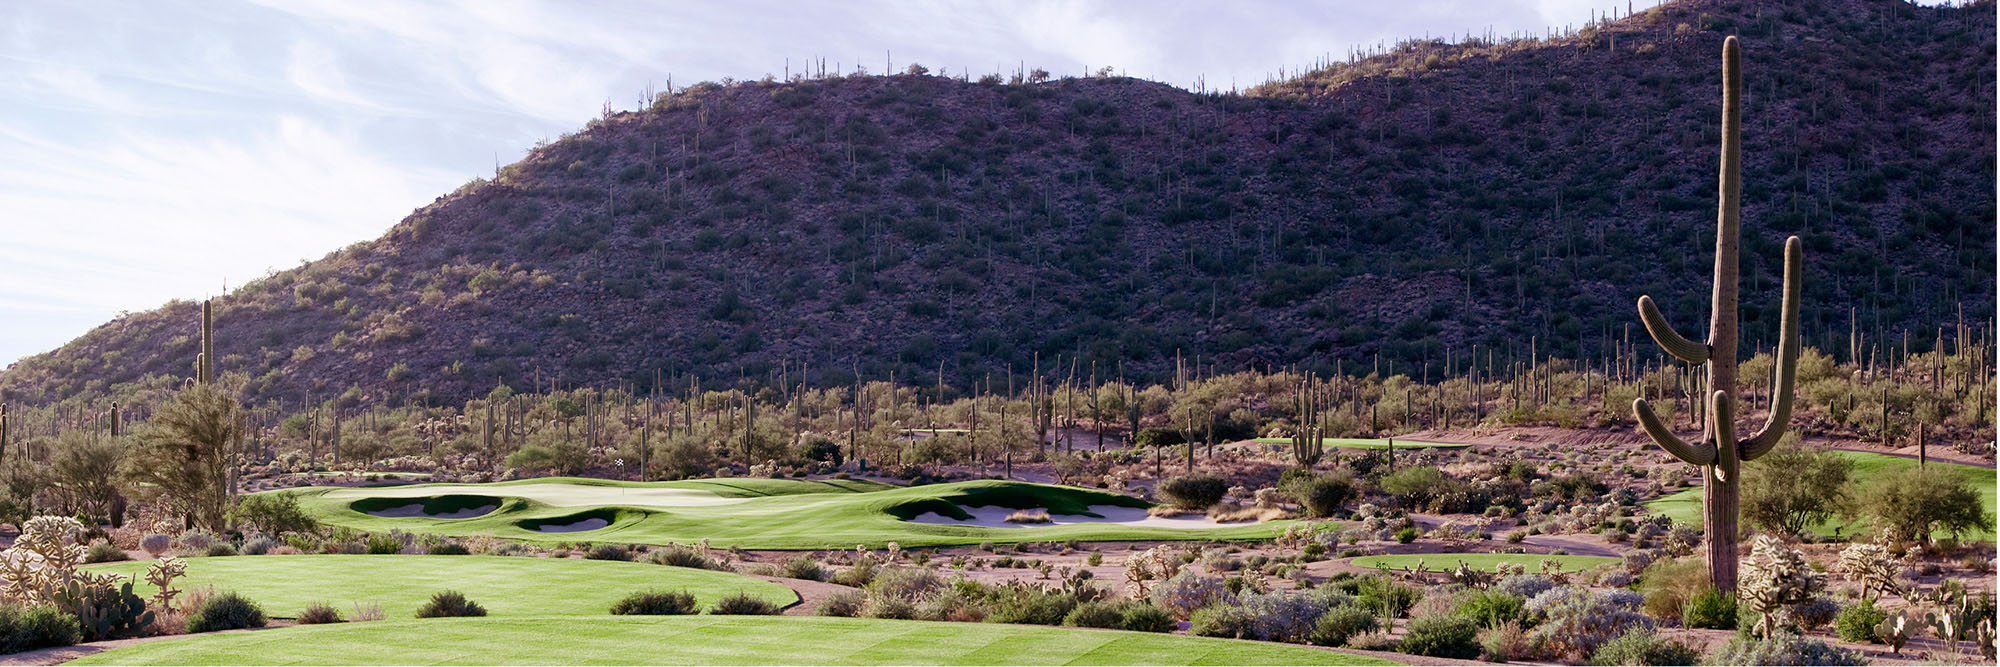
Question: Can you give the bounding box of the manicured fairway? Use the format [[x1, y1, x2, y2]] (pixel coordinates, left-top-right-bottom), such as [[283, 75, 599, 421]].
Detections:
[[286, 478, 1291, 549], [85, 555, 795, 619], [1249, 437, 1470, 450], [1349, 553, 1618, 573], [1646, 451, 1996, 540], [65, 616, 1402, 666]]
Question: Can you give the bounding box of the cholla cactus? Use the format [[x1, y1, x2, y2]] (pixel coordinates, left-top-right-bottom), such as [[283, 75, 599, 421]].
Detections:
[[1740, 536, 1824, 638], [146, 556, 188, 610], [1122, 545, 1182, 596], [1836, 542, 1902, 600], [0, 516, 118, 605], [1253, 488, 1282, 509]]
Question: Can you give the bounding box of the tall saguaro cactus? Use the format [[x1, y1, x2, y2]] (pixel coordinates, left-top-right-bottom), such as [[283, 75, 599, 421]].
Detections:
[[1633, 36, 1803, 593], [196, 298, 214, 385]]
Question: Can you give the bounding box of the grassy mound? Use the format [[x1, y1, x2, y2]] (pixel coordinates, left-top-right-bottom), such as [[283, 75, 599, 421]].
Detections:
[[1646, 451, 1995, 540], [285, 478, 1287, 549], [84, 555, 794, 618], [1350, 553, 1619, 573], [66, 616, 1404, 665]]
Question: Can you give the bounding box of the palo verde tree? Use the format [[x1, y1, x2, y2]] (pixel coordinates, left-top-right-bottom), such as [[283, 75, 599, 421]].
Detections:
[[1632, 36, 1804, 593], [122, 299, 243, 530]]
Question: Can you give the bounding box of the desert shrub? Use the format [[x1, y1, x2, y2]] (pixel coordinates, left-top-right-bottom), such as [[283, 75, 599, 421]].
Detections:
[[867, 567, 943, 602], [1741, 442, 1853, 535], [1588, 628, 1698, 666], [710, 592, 782, 615], [1496, 573, 1557, 600], [780, 556, 826, 581], [364, 533, 403, 555], [1480, 619, 1539, 662], [610, 590, 697, 615], [861, 595, 917, 620], [816, 590, 866, 617], [1307, 605, 1379, 647], [1637, 556, 1708, 620], [296, 602, 345, 624], [1394, 527, 1420, 543], [84, 541, 128, 563], [185, 592, 268, 633], [1349, 574, 1422, 619], [177, 530, 217, 553], [205, 542, 237, 557], [1833, 599, 1886, 643], [1061, 600, 1126, 628], [0, 603, 80, 654], [1792, 596, 1838, 632], [647, 544, 724, 570], [1456, 589, 1527, 628], [1285, 474, 1358, 517], [415, 591, 486, 618], [427, 542, 470, 556], [227, 492, 320, 535], [584, 544, 631, 561], [1149, 572, 1235, 619], [1399, 614, 1481, 659], [1526, 586, 1652, 660], [1681, 588, 1737, 629], [1158, 475, 1229, 510], [985, 586, 1080, 625], [915, 589, 987, 623], [1239, 590, 1331, 643], [1703, 631, 1868, 665], [1379, 466, 1450, 509], [139, 533, 171, 557], [1851, 464, 1989, 543], [1118, 603, 1175, 633], [1189, 604, 1253, 638], [240, 537, 276, 556]]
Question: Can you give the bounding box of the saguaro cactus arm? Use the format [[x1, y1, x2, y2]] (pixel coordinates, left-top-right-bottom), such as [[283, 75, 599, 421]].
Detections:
[[1635, 397, 1714, 465], [1741, 236, 1803, 460], [1638, 295, 1710, 364], [1710, 389, 1737, 482]]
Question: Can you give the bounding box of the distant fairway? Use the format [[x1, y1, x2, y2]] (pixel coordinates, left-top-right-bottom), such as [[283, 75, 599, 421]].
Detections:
[[1647, 451, 1996, 540], [84, 555, 795, 618], [284, 477, 1290, 549], [66, 616, 1401, 666], [1350, 553, 1619, 573], [1249, 437, 1470, 450]]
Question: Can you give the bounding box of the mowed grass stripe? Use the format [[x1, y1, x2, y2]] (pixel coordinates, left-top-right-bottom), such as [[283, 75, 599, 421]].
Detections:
[[83, 555, 794, 619], [66, 617, 1401, 666]]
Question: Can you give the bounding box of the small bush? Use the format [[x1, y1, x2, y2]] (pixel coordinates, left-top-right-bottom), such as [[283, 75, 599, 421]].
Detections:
[[1395, 527, 1419, 544], [1456, 589, 1526, 628], [710, 592, 782, 615], [1833, 599, 1886, 643], [297, 602, 345, 624], [139, 533, 171, 557], [1062, 600, 1126, 628], [1703, 631, 1868, 665], [364, 533, 403, 555], [1589, 628, 1698, 666], [1118, 604, 1175, 633], [1399, 614, 1481, 659], [610, 590, 697, 615], [1350, 574, 1422, 618], [1158, 475, 1229, 510], [1150, 572, 1235, 620], [816, 590, 866, 617], [205, 542, 237, 557], [415, 591, 486, 618], [985, 586, 1080, 625], [1190, 605, 1253, 639], [84, 541, 128, 563], [868, 567, 943, 602], [1286, 474, 1358, 517], [780, 555, 827, 581], [428, 542, 470, 556], [647, 545, 724, 570], [186, 592, 268, 633], [240, 537, 276, 556], [1637, 556, 1707, 620], [1681, 588, 1736, 629], [584, 544, 631, 561], [0, 603, 80, 654], [1308, 605, 1379, 647], [862, 596, 917, 619], [1495, 573, 1557, 600], [1792, 596, 1838, 632], [1239, 590, 1332, 643], [227, 492, 320, 535], [1527, 586, 1653, 660]]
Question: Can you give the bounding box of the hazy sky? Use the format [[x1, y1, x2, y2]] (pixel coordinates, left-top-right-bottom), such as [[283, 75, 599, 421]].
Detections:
[[1, 0, 1665, 366]]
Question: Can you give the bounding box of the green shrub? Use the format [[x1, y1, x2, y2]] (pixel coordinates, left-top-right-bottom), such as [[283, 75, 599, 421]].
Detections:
[[205, 542, 237, 557], [985, 586, 1078, 625], [1307, 605, 1379, 647], [364, 533, 403, 555], [609, 590, 697, 615], [0, 603, 80, 654], [1157, 475, 1229, 510], [296, 602, 344, 624], [1682, 588, 1737, 629], [1851, 464, 1989, 543], [1118, 603, 1175, 633], [1379, 466, 1449, 509], [1350, 574, 1422, 618], [1190, 605, 1253, 638], [1703, 631, 1868, 665], [584, 544, 631, 561], [1833, 599, 1886, 643], [83, 541, 127, 564], [427, 542, 470, 556], [185, 592, 268, 633], [710, 592, 782, 615], [1398, 614, 1480, 659], [1395, 527, 1419, 544], [816, 590, 865, 617], [227, 492, 319, 535], [867, 567, 943, 602], [1061, 600, 1125, 628], [780, 555, 827, 581], [1588, 628, 1698, 666], [647, 545, 724, 570], [1637, 556, 1707, 620], [415, 591, 486, 618], [1286, 474, 1357, 517], [862, 596, 917, 619], [1455, 589, 1525, 628]]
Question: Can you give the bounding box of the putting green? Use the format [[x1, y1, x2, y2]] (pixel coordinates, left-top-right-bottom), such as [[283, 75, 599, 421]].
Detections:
[[1249, 438, 1469, 450], [1349, 553, 1619, 573], [84, 555, 794, 618], [286, 478, 1290, 549], [1646, 451, 1996, 540], [65, 616, 1400, 665]]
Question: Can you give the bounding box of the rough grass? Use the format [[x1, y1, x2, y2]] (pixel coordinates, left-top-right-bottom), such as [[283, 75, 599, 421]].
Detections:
[[84, 555, 794, 618], [1349, 553, 1619, 573], [1248, 438, 1470, 450], [65, 616, 1405, 665], [1646, 451, 1996, 540], [283, 478, 1290, 549]]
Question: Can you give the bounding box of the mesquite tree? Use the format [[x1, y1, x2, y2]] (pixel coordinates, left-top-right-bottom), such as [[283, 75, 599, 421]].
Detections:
[[1631, 36, 1804, 593]]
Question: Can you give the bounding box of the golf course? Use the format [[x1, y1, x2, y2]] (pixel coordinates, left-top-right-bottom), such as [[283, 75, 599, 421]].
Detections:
[[1349, 553, 1620, 573], [1645, 451, 1997, 540], [1247, 438, 1470, 451], [284, 478, 1292, 549]]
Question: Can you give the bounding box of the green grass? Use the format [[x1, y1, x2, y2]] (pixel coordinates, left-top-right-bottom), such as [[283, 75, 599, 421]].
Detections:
[[1349, 553, 1618, 573], [65, 616, 1400, 665], [1248, 437, 1469, 450], [1646, 451, 1996, 541], [284, 478, 1290, 549], [84, 555, 794, 618]]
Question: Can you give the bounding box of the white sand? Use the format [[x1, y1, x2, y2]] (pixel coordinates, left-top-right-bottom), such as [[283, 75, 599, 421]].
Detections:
[[908, 504, 1250, 529], [363, 503, 498, 519], [533, 518, 611, 533], [327, 483, 746, 508]]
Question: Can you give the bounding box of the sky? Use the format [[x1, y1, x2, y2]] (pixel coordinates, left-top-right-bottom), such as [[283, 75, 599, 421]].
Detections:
[[0, 0, 1674, 366]]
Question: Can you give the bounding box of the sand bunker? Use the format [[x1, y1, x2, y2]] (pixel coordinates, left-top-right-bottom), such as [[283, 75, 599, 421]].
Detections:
[[909, 504, 1249, 529], [364, 503, 498, 519], [327, 483, 746, 509], [533, 518, 610, 533]]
